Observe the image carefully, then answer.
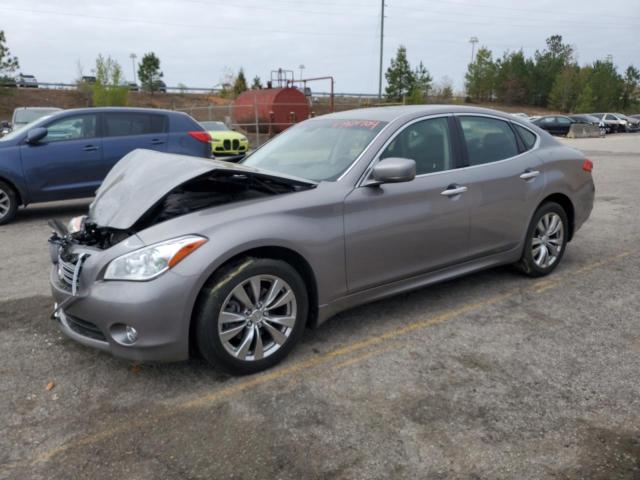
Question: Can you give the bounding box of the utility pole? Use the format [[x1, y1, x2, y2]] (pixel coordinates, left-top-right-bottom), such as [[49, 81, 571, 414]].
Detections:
[[298, 64, 305, 80], [378, 0, 385, 99], [130, 53, 137, 84], [469, 37, 478, 64]]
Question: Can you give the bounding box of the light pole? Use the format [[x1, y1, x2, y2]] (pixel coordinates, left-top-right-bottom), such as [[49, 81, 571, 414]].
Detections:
[[298, 64, 305, 80], [469, 37, 478, 64], [130, 53, 137, 84]]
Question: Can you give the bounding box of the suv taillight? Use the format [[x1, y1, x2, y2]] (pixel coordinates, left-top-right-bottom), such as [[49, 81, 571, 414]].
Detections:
[[582, 159, 593, 173], [188, 131, 211, 143]]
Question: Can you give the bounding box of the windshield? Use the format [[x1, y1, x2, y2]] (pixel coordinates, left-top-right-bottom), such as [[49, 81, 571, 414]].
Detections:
[[14, 109, 60, 125], [241, 118, 387, 182], [200, 121, 229, 131]]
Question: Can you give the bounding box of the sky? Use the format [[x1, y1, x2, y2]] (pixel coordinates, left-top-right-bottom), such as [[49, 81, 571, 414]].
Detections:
[[1, 0, 638, 95]]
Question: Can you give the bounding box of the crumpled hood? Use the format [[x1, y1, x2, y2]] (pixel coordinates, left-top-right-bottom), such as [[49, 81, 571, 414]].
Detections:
[[89, 149, 315, 230]]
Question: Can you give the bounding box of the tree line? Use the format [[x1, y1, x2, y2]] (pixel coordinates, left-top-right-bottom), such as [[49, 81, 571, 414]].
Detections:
[[464, 35, 639, 113]]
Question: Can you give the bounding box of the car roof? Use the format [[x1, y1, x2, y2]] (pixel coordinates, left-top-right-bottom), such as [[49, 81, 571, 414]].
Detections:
[[318, 105, 520, 123], [13, 106, 62, 111], [49, 106, 180, 116]]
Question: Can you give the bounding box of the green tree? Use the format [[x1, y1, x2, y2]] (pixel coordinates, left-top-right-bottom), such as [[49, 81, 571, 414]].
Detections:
[[137, 52, 163, 93], [251, 75, 262, 89], [0, 30, 19, 85], [548, 65, 581, 112], [621, 65, 639, 110], [588, 59, 623, 111], [91, 54, 128, 106], [531, 35, 574, 106], [575, 84, 595, 113], [233, 68, 248, 96], [385, 45, 415, 101], [465, 47, 496, 102], [494, 51, 531, 105], [413, 61, 433, 96]]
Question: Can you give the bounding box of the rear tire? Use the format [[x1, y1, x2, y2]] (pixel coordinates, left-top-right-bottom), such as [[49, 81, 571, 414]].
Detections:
[[0, 180, 18, 226], [195, 257, 308, 375], [515, 202, 568, 278]]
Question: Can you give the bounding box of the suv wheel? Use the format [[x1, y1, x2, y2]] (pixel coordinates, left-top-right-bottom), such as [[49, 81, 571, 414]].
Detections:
[[516, 202, 568, 277], [195, 257, 308, 375], [0, 180, 18, 225]]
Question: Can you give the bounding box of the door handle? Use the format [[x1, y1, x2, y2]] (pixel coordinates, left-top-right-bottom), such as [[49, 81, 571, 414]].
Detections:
[[83, 145, 99, 152], [150, 139, 165, 145], [519, 169, 540, 180], [440, 185, 468, 197]]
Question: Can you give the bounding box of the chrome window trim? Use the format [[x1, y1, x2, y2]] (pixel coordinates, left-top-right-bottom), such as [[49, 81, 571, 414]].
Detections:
[[355, 113, 454, 187]]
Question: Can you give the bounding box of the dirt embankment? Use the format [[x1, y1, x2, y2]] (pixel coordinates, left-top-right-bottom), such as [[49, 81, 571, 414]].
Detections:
[[0, 88, 230, 120]]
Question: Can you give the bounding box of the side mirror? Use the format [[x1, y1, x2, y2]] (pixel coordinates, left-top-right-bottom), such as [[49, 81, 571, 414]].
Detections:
[[367, 157, 416, 186], [26, 127, 48, 144]]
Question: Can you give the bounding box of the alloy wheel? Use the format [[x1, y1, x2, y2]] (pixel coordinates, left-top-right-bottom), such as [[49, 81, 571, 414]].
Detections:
[[532, 212, 564, 269], [0, 188, 11, 220], [217, 275, 297, 361]]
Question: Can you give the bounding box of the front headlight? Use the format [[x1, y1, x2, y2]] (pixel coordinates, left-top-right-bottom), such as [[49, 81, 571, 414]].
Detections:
[[104, 235, 207, 281]]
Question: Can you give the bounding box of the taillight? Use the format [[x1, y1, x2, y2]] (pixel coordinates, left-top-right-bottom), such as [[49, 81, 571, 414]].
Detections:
[[582, 159, 593, 173], [188, 131, 211, 143]]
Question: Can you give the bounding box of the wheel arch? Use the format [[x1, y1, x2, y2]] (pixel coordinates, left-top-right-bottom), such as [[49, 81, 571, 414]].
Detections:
[[537, 192, 575, 241], [0, 175, 25, 206], [188, 245, 320, 357]]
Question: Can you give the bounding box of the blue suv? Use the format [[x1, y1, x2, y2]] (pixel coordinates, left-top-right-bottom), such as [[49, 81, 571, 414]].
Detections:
[[0, 107, 212, 224]]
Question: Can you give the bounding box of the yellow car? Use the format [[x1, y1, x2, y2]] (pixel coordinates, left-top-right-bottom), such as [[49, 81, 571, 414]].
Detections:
[[200, 121, 250, 157]]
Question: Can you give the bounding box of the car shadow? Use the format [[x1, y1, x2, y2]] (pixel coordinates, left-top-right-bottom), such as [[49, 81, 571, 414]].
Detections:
[[16, 199, 93, 223]]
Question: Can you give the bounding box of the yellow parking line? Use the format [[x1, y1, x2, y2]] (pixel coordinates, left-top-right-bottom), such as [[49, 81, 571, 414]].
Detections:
[[4, 249, 633, 473]]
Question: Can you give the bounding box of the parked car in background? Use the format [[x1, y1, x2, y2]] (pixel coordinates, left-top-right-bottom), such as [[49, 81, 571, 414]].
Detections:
[[0, 107, 211, 224], [127, 82, 139, 91], [81, 76, 97, 85], [1, 121, 11, 137], [48, 105, 594, 374], [152, 80, 167, 93], [568, 114, 606, 136], [510, 113, 531, 121], [630, 114, 640, 120], [12, 107, 63, 132], [615, 113, 640, 132], [530, 115, 584, 136], [591, 113, 628, 133], [15, 74, 38, 88], [200, 121, 250, 157]]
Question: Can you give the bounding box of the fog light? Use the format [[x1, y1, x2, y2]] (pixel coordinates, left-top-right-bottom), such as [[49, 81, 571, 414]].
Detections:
[[124, 326, 138, 344], [111, 324, 139, 346]]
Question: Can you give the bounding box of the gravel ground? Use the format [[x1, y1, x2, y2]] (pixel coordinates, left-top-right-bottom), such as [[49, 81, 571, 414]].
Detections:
[[0, 134, 639, 479]]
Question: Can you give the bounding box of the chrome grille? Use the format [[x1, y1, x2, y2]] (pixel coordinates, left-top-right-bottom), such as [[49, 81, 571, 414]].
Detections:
[[57, 253, 88, 294]]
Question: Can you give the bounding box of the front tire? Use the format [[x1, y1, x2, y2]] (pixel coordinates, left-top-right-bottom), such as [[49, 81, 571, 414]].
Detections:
[[195, 257, 308, 375], [0, 180, 18, 225], [516, 202, 568, 277]]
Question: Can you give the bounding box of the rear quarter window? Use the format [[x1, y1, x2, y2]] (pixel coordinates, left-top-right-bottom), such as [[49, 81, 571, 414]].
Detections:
[[514, 124, 537, 151]]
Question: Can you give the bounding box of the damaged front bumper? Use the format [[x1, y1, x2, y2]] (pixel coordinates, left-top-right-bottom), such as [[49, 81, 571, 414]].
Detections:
[[49, 248, 196, 363]]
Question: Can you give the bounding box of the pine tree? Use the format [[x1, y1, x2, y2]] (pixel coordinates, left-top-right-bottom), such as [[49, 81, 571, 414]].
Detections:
[[385, 46, 415, 102], [233, 68, 248, 96], [575, 84, 595, 113], [0, 30, 19, 84], [251, 75, 263, 89]]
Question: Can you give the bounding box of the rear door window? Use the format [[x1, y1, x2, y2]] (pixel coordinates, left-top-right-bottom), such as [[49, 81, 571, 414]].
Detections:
[[103, 113, 167, 137], [459, 116, 519, 166]]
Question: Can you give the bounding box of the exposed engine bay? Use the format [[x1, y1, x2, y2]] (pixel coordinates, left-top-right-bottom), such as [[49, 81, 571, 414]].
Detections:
[[49, 170, 314, 252]]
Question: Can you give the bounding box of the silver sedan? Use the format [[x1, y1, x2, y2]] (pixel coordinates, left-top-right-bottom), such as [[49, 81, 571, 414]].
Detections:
[[49, 106, 595, 374]]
